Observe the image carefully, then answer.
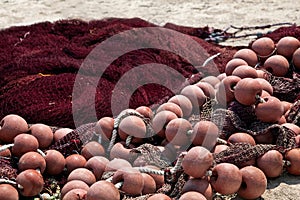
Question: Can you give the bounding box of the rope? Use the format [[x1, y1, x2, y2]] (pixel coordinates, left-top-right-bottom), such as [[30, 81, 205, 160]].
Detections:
[[170, 152, 186, 174], [108, 109, 156, 152], [205, 22, 295, 43], [125, 136, 133, 147], [135, 167, 165, 176]]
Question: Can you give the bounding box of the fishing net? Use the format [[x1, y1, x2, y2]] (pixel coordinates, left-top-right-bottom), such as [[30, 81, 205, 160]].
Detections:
[[0, 158, 17, 180], [1, 18, 299, 127], [0, 17, 237, 128], [1, 18, 300, 199]]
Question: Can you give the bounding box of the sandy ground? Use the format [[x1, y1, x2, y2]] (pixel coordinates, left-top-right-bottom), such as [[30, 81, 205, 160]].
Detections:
[[1, 0, 300, 199], [1, 0, 300, 46]]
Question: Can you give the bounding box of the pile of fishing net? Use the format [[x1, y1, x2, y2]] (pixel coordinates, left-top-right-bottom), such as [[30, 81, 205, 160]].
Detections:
[[1, 18, 299, 128], [0, 18, 300, 199]]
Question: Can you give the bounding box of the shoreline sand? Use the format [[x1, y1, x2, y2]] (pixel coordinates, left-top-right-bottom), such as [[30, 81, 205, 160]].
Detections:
[[1, 0, 299, 46]]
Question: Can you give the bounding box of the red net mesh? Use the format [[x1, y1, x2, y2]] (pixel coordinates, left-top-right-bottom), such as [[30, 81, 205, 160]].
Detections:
[[0, 158, 17, 180], [1, 19, 299, 129], [0, 18, 237, 128]]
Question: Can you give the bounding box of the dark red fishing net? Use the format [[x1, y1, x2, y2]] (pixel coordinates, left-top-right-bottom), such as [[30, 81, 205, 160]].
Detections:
[[0, 17, 237, 128], [0, 158, 17, 180], [1, 18, 299, 128]]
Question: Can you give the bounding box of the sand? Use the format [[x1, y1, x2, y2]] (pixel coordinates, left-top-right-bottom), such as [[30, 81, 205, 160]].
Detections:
[[1, 0, 300, 46], [1, 0, 300, 199]]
